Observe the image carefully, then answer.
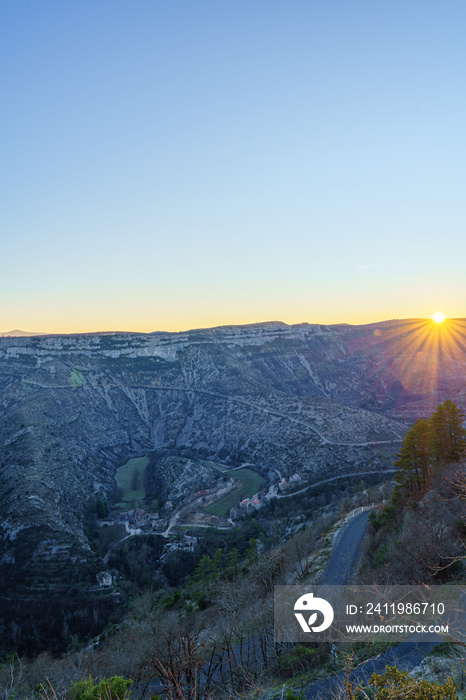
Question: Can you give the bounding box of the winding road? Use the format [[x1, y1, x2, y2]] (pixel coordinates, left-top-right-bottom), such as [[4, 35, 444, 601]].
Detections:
[[144, 504, 447, 699], [23, 379, 404, 448], [277, 470, 396, 499], [307, 510, 439, 699], [320, 509, 372, 585]]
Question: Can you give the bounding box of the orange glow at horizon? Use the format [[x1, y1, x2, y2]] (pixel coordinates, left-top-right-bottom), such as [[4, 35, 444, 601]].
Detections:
[[0, 314, 458, 336], [1, 301, 463, 337]]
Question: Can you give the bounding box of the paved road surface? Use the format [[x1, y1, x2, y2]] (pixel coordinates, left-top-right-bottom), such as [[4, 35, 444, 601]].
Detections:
[[307, 509, 436, 698], [320, 510, 371, 585]]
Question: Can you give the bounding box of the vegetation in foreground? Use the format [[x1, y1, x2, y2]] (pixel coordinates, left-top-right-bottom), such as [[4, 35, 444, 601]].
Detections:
[[1, 401, 464, 699], [363, 400, 466, 585], [0, 488, 372, 698], [12, 656, 466, 700]]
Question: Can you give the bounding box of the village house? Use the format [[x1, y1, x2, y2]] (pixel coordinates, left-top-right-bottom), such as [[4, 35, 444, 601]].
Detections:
[[96, 571, 113, 588]]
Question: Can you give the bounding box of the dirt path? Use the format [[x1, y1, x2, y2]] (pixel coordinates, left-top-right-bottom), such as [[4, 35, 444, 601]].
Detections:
[[24, 380, 403, 447], [277, 469, 396, 498]]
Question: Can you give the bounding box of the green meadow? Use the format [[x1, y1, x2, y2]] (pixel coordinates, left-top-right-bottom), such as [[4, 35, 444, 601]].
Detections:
[[199, 459, 228, 473], [206, 468, 264, 518], [115, 456, 149, 506]]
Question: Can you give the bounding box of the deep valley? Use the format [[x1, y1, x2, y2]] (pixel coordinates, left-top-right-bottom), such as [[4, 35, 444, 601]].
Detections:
[[1, 318, 465, 659]]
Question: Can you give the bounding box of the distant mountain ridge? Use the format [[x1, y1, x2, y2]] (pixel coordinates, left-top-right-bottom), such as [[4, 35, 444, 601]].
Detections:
[[0, 329, 46, 336], [0, 317, 434, 336]]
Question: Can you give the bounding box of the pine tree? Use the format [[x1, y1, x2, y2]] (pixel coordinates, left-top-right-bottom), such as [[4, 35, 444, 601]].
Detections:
[[245, 538, 259, 566], [227, 547, 239, 579], [393, 400, 465, 502], [192, 554, 213, 592], [394, 418, 431, 499], [211, 548, 223, 582], [413, 417, 432, 486], [430, 399, 466, 464]]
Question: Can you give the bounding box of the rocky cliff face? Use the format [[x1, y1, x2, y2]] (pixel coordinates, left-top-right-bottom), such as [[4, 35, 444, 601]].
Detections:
[[1, 318, 465, 592]]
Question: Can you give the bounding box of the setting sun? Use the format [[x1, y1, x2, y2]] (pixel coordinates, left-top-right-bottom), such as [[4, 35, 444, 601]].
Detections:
[[433, 312, 446, 323]]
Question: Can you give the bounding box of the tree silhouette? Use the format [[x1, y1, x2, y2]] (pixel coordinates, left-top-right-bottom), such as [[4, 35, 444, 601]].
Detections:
[[430, 399, 466, 464], [394, 400, 466, 503]]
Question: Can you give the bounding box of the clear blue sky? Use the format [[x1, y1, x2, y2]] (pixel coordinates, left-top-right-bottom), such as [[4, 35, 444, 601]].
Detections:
[[1, 1, 465, 332]]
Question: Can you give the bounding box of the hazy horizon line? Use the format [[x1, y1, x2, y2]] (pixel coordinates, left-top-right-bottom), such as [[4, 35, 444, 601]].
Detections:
[[1, 316, 461, 338]]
